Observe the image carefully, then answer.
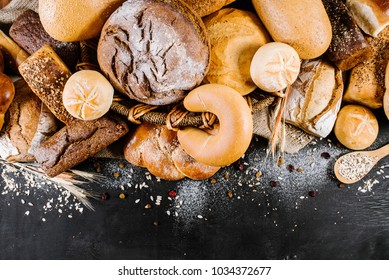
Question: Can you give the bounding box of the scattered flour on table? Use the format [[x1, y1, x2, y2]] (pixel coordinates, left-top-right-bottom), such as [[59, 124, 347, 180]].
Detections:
[[0, 163, 85, 221]]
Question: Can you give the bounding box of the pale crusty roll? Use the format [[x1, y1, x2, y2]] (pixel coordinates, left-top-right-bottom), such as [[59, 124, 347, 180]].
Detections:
[[252, 0, 332, 59], [250, 42, 301, 94], [183, 0, 236, 17], [334, 105, 379, 150], [203, 8, 271, 95], [39, 0, 125, 42], [346, 0, 389, 37], [177, 84, 253, 167], [63, 70, 114, 121]]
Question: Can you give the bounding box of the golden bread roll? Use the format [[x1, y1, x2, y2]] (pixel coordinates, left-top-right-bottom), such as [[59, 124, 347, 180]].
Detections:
[[39, 0, 125, 42], [346, 0, 389, 37], [343, 25, 389, 109], [177, 84, 253, 167], [252, 0, 332, 59], [203, 8, 271, 95], [123, 123, 220, 180], [0, 29, 29, 72], [183, 0, 236, 17], [63, 70, 114, 121], [384, 61, 389, 120], [250, 42, 300, 94], [334, 105, 379, 150], [0, 72, 15, 130]]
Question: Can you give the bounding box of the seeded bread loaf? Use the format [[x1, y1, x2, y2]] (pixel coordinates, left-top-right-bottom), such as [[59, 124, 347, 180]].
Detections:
[[18, 45, 75, 124], [322, 0, 371, 71], [35, 114, 129, 177]]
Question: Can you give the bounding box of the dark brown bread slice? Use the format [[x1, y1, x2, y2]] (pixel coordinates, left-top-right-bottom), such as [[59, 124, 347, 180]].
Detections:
[[35, 114, 129, 177], [9, 10, 80, 70], [323, 0, 371, 71], [18, 45, 76, 125]]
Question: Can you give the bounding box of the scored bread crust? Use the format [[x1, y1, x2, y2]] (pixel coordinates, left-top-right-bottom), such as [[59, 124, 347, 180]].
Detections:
[[123, 123, 220, 181]]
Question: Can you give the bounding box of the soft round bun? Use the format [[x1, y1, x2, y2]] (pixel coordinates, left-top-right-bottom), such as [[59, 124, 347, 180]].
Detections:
[[250, 42, 300, 93], [177, 84, 253, 166], [252, 0, 332, 59], [203, 8, 271, 95], [63, 70, 114, 121], [123, 123, 220, 181], [183, 0, 236, 17], [39, 0, 125, 42], [334, 105, 379, 150], [98, 0, 210, 105]]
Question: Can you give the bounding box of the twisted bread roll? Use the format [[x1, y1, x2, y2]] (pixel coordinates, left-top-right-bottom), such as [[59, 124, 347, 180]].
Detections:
[[177, 84, 253, 167], [0, 29, 29, 72], [0, 73, 14, 130], [123, 123, 220, 180], [384, 61, 389, 120]]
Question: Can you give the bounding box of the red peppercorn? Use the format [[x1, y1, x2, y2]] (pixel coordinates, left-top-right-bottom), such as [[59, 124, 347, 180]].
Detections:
[[270, 181, 278, 187], [287, 164, 295, 172], [168, 190, 177, 198], [101, 192, 109, 201], [233, 160, 245, 171], [308, 191, 316, 197], [321, 152, 330, 159]]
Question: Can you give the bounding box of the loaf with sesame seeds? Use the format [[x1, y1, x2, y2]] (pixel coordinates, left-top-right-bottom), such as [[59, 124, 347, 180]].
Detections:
[[322, 0, 371, 71], [18, 45, 76, 125]]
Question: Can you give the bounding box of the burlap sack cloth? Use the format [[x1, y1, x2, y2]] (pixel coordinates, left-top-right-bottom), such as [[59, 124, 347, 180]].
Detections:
[[0, 0, 314, 158]]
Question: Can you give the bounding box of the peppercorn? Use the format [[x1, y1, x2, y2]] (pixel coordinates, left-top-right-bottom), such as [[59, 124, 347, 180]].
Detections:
[[308, 191, 316, 197]]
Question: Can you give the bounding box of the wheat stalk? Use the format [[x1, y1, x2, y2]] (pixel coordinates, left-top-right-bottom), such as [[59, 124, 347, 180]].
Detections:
[[0, 160, 103, 211]]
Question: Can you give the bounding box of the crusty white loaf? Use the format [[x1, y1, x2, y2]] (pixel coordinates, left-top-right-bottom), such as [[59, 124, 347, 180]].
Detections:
[[283, 59, 343, 138], [252, 0, 332, 59], [346, 0, 389, 37]]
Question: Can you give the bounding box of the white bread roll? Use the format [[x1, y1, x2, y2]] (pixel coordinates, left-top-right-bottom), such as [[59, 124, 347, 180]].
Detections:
[[250, 42, 300, 94], [334, 105, 379, 150], [252, 0, 332, 59], [284, 59, 343, 138], [63, 70, 114, 121], [346, 0, 389, 37]]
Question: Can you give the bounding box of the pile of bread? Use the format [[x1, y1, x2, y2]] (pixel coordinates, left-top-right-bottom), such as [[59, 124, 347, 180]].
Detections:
[[0, 0, 388, 181]]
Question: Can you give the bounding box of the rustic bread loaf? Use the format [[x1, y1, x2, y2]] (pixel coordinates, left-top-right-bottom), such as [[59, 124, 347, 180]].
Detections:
[[9, 10, 80, 70], [283, 59, 343, 138], [123, 123, 220, 181], [5, 79, 41, 162], [98, 0, 210, 105], [322, 0, 371, 71], [35, 114, 129, 177], [203, 8, 271, 95]]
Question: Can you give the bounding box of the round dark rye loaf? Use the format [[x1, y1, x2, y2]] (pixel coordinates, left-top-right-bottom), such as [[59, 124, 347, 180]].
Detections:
[[97, 0, 210, 105]]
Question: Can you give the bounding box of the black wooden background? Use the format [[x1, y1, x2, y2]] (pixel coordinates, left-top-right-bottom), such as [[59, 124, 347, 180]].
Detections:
[[1, 0, 389, 260]]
